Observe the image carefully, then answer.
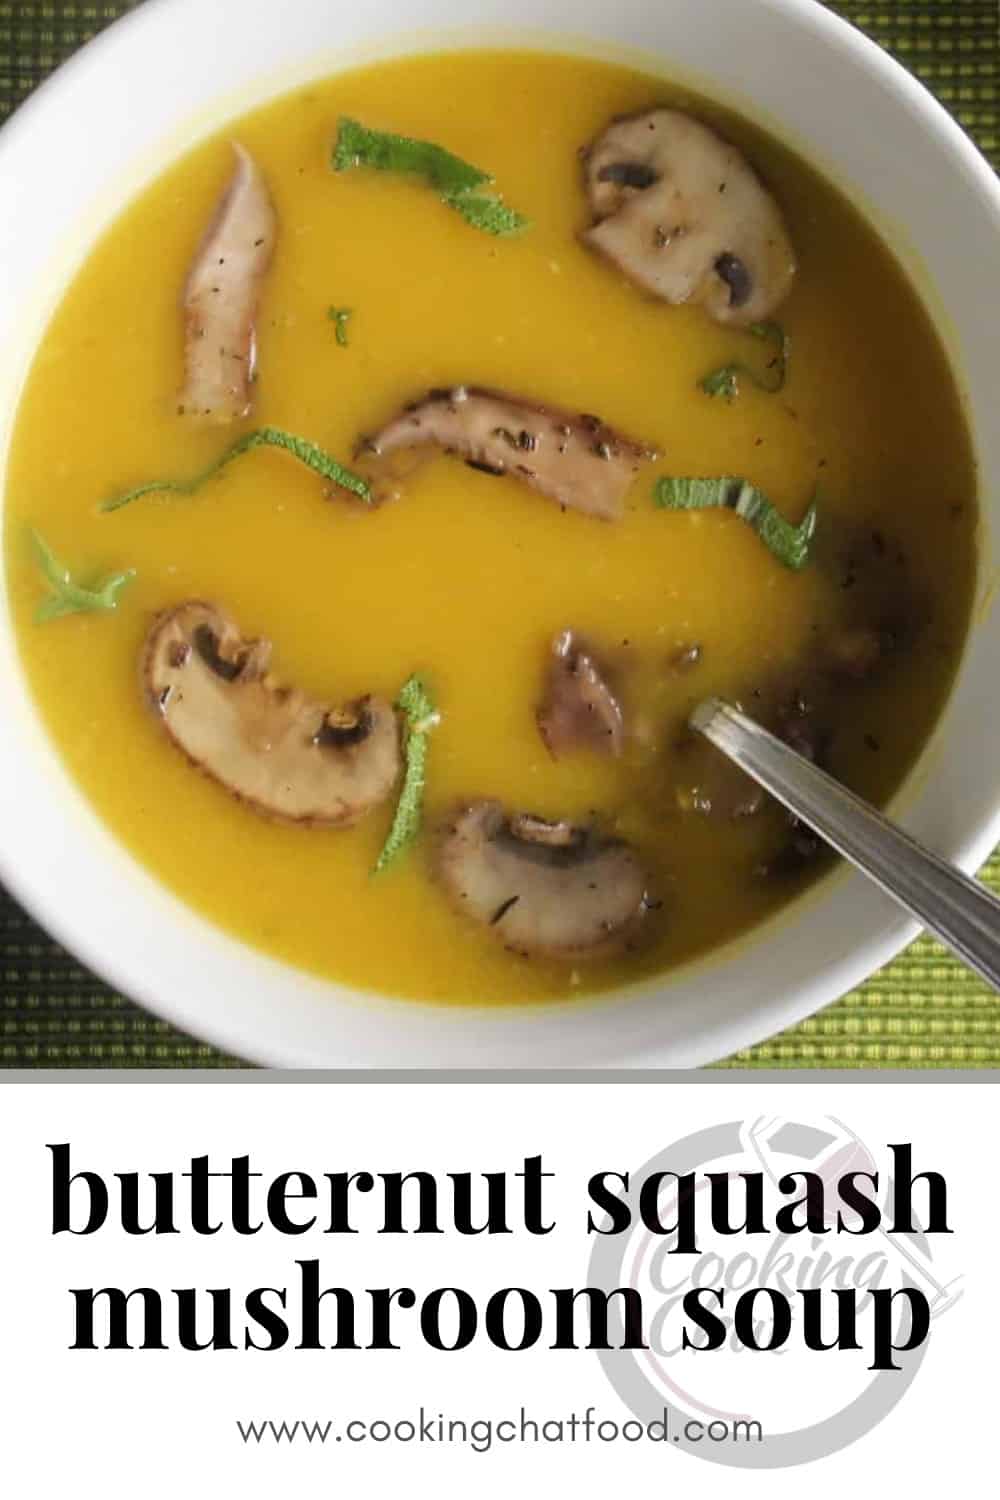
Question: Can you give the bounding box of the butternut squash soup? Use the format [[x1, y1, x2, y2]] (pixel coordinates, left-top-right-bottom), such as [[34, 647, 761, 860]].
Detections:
[[3, 50, 977, 1005]]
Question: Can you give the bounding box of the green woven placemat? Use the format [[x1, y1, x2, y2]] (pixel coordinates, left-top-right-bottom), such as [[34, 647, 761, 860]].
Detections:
[[1, 0, 998, 1069]]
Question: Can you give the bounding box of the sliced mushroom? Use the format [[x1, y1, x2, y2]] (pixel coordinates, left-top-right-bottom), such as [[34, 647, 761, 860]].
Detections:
[[537, 630, 625, 757], [143, 601, 400, 826], [580, 109, 796, 326], [179, 144, 278, 422], [356, 386, 657, 521], [437, 801, 650, 958]]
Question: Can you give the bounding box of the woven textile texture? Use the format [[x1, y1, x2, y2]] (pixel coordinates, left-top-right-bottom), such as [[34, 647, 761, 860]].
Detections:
[[1, 0, 998, 1068]]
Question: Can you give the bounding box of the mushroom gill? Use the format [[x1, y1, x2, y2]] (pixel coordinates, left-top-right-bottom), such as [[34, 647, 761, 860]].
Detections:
[[580, 109, 796, 326], [143, 601, 400, 826], [356, 386, 657, 521], [437, 801, 651, 958], [180, 144, 278, 422], [537, 630, 625, 757]]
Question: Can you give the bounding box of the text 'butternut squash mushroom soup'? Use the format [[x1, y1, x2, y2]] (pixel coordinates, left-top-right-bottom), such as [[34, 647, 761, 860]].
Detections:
[[3, 51, 977, 1006]]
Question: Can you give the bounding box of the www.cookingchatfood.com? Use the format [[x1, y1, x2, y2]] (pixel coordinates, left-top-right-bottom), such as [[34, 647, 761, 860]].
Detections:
[[234, 1408, 765, 1452]]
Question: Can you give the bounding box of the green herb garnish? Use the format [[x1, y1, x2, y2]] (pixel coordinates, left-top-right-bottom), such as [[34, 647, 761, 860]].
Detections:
[[31, 529, 135, 623], [334, 116, 490, 194], [653, 476, 817, 570], [333, 117, 529, 238], [699, 321, 789, 402], [328, 306, 352, 347], [442, 190, 530, 237], [700, 366, 742, 402], [374, 675, 439, 874], [102, 427, 369, 513]]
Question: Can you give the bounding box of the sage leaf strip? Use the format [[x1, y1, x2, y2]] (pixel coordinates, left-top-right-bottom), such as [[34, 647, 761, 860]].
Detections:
[[102, 427, 370, 513], [374, 675, 440, 874], [31, 529, 135, 623], [653, 475, 817, 570], [334, 117, 529, 238]]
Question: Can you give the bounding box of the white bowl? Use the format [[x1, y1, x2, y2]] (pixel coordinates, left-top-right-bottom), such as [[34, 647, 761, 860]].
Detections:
[[1, 0, 998, 1068]]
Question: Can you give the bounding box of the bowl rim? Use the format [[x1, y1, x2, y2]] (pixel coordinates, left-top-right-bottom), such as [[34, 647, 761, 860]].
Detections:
[[1, 0, 999, 1070]]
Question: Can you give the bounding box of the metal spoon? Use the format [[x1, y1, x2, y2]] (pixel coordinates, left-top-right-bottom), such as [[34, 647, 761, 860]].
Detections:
[[690, 697, 1000, 992]]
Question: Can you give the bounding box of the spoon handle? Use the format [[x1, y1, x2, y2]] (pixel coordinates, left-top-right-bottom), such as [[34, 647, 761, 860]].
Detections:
[[691, 697, 1000, 993]]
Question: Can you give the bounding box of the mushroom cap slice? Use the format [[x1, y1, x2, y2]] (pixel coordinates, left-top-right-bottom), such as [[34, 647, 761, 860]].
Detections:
[[143, 601, 400, 826], [437, 801, 650, 959], [357, 386, 657, 522], [581, 109, 796, 326], [180, 144, 278, 422], [537, 630, 625, 757]]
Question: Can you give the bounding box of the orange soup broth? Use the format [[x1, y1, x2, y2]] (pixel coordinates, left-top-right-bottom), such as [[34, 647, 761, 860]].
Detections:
[[3, 51, 977, 1004]]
